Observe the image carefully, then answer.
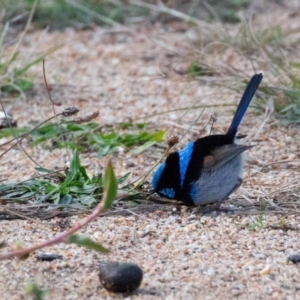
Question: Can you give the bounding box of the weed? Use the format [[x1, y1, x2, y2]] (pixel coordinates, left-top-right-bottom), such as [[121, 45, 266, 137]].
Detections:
[[0, 121, 166, 157], [4, 0, 147, 29], [190, 19, 300, 123], [0, 2, 56, 95], [246, 214, 265, 231], [188, 61, 214, 78], [205, 0, 249, 23], [25, 282, 48, 300], [0, 149, 128, 206], [0, 157, 117, 262]]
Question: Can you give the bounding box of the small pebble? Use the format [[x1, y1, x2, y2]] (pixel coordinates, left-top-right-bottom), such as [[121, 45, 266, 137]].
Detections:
[[287, 253, 300, 263], [126, 161, 136, 168], [259, 264, 272, 275], [99, 262, 143, 293], [36, 253, 63, 262], [0, 111, 17, 129]]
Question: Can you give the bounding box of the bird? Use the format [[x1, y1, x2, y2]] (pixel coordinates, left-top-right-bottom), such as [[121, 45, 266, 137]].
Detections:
[[151, 73, 263, 210]]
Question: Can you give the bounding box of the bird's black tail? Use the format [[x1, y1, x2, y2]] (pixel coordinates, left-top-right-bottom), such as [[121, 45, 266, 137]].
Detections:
[[226, 73, 263, 138]]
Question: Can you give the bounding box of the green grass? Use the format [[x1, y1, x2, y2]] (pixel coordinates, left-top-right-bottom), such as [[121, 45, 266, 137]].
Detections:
[[190, 20, 300, 123], [0, 2, 56, 95], [2, 0, 252, 31], [2, 154, 117, 275], [246, 214, 265, 231], [205, 0, 249, 23], [3, 0, 148, 29], [0, 119, 162, 207], [188, 60, 216, 78], [0, 121, 166, 157], [0, 149, 125, 207], [25, 282, 48, 300]]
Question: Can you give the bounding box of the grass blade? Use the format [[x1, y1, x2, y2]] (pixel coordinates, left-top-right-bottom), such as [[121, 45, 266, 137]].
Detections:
[[68, 234, 110, 253], [103, 160, 117, 210]]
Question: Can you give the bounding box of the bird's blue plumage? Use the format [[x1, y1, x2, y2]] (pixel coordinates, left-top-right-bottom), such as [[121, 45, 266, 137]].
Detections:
[[151, 162, 166, 189], [227, 73, 263, 137], [152, 73, 263, 207], [151, 163, 176, 198], [189, 183, 199, 203], [159, 188, 175, 198], [178, 142, 194, 188]]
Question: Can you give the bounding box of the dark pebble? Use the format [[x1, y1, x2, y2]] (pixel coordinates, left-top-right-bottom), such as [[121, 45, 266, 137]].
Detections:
[[99, 262, 143, 293], [287, 253, 300, 263], [36, 253, 63, 262], [126, 161, 136, 168]]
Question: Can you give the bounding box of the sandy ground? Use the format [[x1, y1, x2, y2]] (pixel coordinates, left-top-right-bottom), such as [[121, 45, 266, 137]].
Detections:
[[1, 4, 300, 300]]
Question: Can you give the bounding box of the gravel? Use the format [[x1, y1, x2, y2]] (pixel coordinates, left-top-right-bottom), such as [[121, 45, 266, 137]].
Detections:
[[1, 213, 300, 299], [1, 5, 300, 300]]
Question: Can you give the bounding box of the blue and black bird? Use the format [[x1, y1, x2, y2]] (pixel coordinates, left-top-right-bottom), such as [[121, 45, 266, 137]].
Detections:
[[152, 73, 263, 209]]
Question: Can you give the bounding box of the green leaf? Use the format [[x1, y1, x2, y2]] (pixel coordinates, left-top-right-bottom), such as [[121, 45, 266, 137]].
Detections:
[[1, 79, 33, 93], [289, 62, 300, 69], [59, 194, 73, 205], [117, 172, 130, 185], [63, 149, 88, 185], [103, 160, 117, 210], [70, 149, 81, 174], [17, 79, 33, 91], [26, 282, 48, 300], [17, 191, 37, 200], [148, 130, 166, 141], [68, 234, 109, 253], [80, 195, 97, 206], [188, 61, 213, 78], [35, 167, 53, 173], [0, 127, 28, 138], [54, 193, 61, 205], [132, 140, 157, 154], [69, 184, 97, 194]]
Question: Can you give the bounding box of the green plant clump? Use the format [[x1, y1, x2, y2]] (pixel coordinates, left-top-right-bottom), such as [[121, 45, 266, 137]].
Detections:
[[0, 2, 54, 94], [3, 0, 148, 29], [0, 149, 127, 206], [0, 122, 166, 157]]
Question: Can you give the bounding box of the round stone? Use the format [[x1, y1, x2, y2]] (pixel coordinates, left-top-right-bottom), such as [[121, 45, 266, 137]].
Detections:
[[287, 253, 300, 264], [99, 262, 143, 293]]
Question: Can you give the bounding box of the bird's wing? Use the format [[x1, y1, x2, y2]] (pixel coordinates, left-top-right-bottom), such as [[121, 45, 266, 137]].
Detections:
[[202, 144, 252, 172]]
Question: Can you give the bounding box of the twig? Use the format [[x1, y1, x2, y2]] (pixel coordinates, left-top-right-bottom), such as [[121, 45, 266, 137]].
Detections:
[[5, 0, 37, 65], [43, 59, 72, 163], [0, 162, 120, 260], [0, 106, 79, 158], [0, 114, 61, 158], [0, 93, 43, 168], [131, 108, 205, 188], [0, 199, 105, 260]]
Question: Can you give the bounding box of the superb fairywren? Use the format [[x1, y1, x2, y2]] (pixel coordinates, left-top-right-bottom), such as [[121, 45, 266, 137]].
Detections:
[[152, 73, 263, 209]]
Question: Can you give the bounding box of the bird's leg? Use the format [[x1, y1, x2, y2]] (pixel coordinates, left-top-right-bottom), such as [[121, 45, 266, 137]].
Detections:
[[203, 178, 243, 214]]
